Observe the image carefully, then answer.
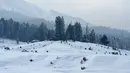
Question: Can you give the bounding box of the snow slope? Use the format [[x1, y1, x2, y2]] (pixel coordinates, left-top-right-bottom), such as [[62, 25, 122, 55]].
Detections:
[[0, 38, 25, 49], [0, 40, 130, 73]]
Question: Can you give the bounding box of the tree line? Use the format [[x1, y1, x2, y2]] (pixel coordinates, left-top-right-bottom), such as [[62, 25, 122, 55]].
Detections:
[[0, 18, 54, 42], [0, 16, 121, 49], [55, 16, 109, 46]]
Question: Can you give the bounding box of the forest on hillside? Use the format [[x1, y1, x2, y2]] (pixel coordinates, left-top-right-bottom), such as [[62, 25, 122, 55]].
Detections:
[[0, 16, 129, 50]]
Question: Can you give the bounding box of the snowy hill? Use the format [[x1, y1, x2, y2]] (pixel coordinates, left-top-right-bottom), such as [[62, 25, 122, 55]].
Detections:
[[0, 40, 130, 73], [0, 38, 25, 47]]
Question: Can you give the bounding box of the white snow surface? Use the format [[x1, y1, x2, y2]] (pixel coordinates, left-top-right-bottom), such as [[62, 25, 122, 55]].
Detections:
[[0, 40, 130, 73]]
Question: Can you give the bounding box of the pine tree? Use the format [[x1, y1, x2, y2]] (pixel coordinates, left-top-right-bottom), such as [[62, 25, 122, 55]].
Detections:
[[82, 35, 87, 42], [66, 23, 75, 41], [100, 34, 109, 46], [0, 18, 5, 37], [55, 16, 65, 40], [16, 38, 19, 45], [1, 18, 8, 37], [37, 23, 48, 41], [14, 22, 20, 39], [89, 29, 96, 43], [86, 25, 89, 36], [74, 22, 82, 41], [83, 25, 89, 42], [47, 29, 55, 40]]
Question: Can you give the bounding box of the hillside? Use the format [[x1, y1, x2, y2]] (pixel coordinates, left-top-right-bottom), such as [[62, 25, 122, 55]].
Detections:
[[0, 39, 130, 73], [0, 10, 31, 22], [0, 0, 45, 18], [0, 0, 89, 26]]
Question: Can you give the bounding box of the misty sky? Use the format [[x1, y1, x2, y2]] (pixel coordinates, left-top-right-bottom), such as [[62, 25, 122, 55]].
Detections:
[[26, 0, 130, 30]]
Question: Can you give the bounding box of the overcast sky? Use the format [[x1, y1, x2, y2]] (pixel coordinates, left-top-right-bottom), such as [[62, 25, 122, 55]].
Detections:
[[26, 0, 130, 31]]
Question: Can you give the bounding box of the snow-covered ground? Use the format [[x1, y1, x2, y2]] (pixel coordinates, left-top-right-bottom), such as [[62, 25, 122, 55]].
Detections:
[[0, 38, 25, 49], [0, 40, 130, 73]]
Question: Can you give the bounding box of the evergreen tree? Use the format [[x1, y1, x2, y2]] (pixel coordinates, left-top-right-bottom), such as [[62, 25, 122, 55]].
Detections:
[[16, 38, 19, 45], [0, 18, 5, 37], [37, 23, 48, 41], [85, 25, 89, 36], [47, 29, 55, 40], [89, 29, 96, 43], [82, 35, 87, 42], [74, 22, 82, 41], [55, 16, 65, 40], [83, 25, 89, 42], [14, 22, 20, 39], [100, 34, 109, 46], [24, 23, 30, 41], [66, 23, 75, 41]]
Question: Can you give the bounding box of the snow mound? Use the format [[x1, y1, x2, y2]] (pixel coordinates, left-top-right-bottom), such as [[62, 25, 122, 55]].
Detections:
[[0, 41, 130, 73]]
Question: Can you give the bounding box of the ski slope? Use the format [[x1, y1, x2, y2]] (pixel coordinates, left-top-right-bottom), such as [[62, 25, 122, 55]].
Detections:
[[0, 40, 130, 73]]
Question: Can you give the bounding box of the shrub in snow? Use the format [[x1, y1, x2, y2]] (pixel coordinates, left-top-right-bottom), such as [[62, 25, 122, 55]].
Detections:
[[50, 62, 53, 64], [31, 50, 34, 52], [88, 47, 93, 50], [118, 50, 122, 55], [80, 46, 82, 48], [4, 47, 10, 50], [80, 60, 83, 64], [83, 57, 87, 62], [27, 42, 29, 44], [56, 56, 60, 59], [20, 46, 22, 48], [111, 52, 118, 55], [30, 59, 34, 62], [43, 45, 46, 47], [112, 47, 117, 50], [22, 49, 29, 52], [31, 40, 39, 43], [35, 50, 38, 53], [81, 67, 86, 70], [107, 46, 109, 49], [85, 48, 87, 50], [104, 51, 107, 54]]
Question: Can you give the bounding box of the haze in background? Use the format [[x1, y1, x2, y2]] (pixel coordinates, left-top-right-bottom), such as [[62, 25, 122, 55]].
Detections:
[[26, 0, 130, 31]]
